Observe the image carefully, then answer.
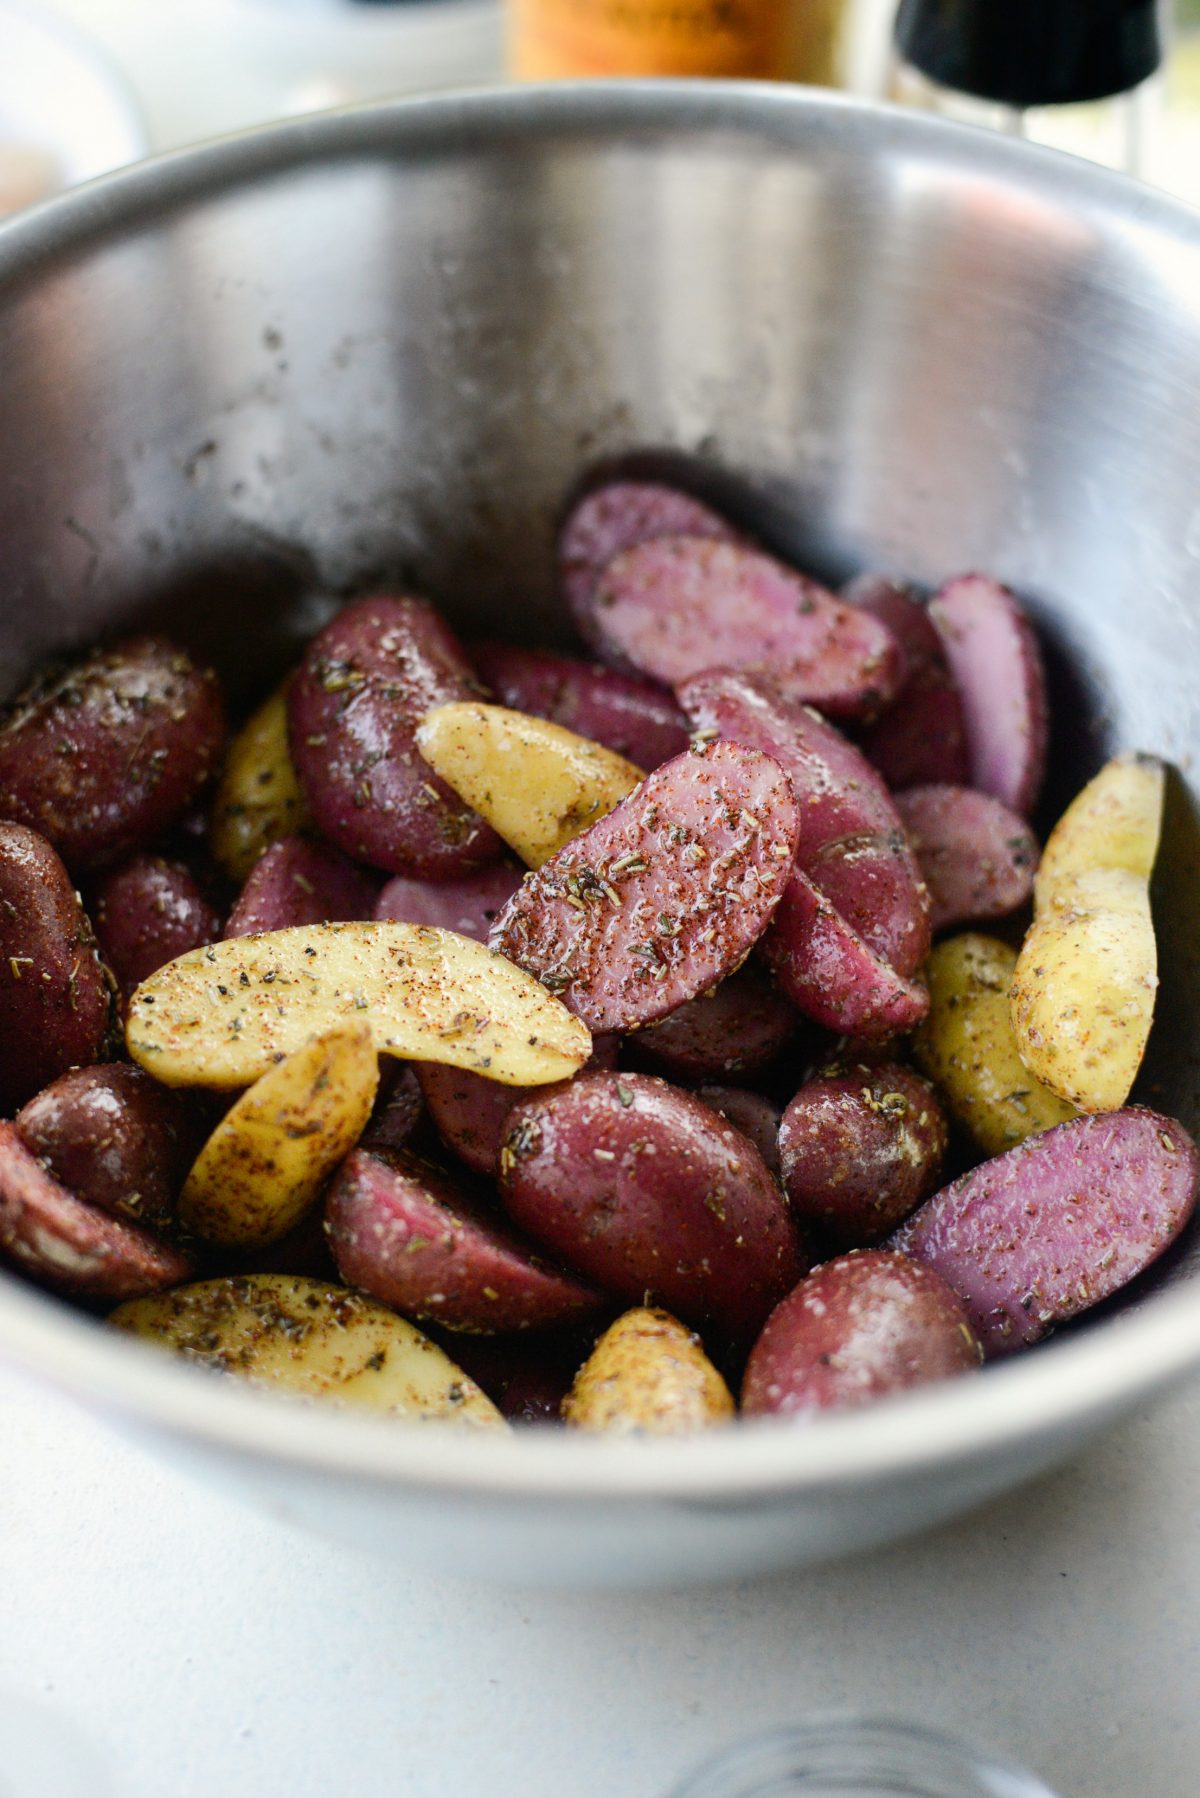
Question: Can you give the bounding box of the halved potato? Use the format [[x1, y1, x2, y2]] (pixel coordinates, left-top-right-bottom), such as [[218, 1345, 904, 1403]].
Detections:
[[110, 1273, 507, 1427], [126, 921, 591, 1090], [1012, 755, 1164, 1112], [416, 701, 642, 869], [209, 681, 311, 882], [914, 934, 1077, 1156], [178, 1025, 379, 1248], [563, 1307, 735, 1435]]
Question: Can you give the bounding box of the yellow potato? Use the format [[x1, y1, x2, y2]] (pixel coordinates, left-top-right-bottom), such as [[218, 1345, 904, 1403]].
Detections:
[[563, 1308, 735, 1436], [178, 1026, 379, 1248], [1012, 755, 1164, 1113], [416, 701, 643, 869], [111, 1274, 506, 1428], [209, 682, 311, 882], [914, 933, 1077, 1156], [126, 921, 591, 1090]]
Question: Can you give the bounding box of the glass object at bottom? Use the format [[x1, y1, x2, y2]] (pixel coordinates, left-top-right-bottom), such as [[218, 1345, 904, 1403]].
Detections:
[[667, 1718, 1059, 1798]]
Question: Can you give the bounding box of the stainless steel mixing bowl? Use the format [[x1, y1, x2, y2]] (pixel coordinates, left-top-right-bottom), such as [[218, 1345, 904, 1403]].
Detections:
[[2, 83, 1200, 1586]]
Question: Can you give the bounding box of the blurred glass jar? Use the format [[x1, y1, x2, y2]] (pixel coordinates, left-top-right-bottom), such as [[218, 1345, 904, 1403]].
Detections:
[[48, 0, 503, 152], [667, 1719, 1060, 1798], [506, 0, 848, 84]]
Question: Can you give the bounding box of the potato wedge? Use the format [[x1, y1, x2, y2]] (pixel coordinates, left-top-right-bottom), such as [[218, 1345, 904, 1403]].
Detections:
[[1011, 755, 1164, 1112], [563, 1308, 734, 1435], [126, 921, 592, 1090], [914, 934, 1077, 1156], [209, 682, 311, 882], [416, 701, 642, 869], [179, 1026, 379, 1247], [110, 1273, 506, 1426]]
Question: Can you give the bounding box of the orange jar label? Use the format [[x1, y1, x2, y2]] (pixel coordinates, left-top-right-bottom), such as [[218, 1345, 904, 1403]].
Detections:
[[508, 0, 839, 82]]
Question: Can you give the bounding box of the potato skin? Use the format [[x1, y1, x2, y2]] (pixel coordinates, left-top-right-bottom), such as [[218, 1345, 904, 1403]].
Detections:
[[288, 595, 503, 877], [374, 861, 523, 942], [490, 739, 800, 1035], [596, 537, 903, 719], [914, 934, 1076, 1156], [0, 822, 113, 1109], [500, 1070, 806, 1340], [892, 1108, 1200, 1355], [209, 680, 311, 882], [564, 1307, 734, 1434], [558, 479, 740, 661], [471, 642, 690, 770], [694, 1085, 783, 1179], [0, 636, 225, 871], [418, 1034, 619, 1178], [0, 1119, 191, 1299], [92, 854, 221, 998], [628, 966, 799, 1084], [741, 1250, 981, 1417], [16, 1063, 201, 1231], [894, 785, 1037, 934], [850, 576, 970, 789], [326, 1146, 603, 1333], [762, 873, 930, 1041], [361, 1063, 424, 1154], [224, 835, 380, 938], [929, 575, 1048, 817], [779, 1065, 947, 1246]]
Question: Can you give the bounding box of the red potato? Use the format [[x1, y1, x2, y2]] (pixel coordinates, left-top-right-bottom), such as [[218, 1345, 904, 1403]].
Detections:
[[288, 595, 503, 877], [558, 479, 741, 661], [893, 785, 1038, 933], [15, 1064, 201, 1232], [848, 576, 970, 789], [741, 1250, 982, 1417], [891, 1109, 1200, 1356], [679, 669, 930, 977], [0, 1119, 190, 1299], [428, 1327, 586, 1424], [224, 835, 380, 938], [471, 642, 690, 771], [627, 965, 800, 1084], [360, 1063, 424, 1155], [694, 1085, 783, 1179], [593, 537, 904, 720], [929, 574, 1049, 817], [0, 636, 225, 871], [762, 872, 930, 1040], [0, 822, 112, 1111], [92, 854, 221, 998], [418, 1033, 620, 1177], [325, 1146, 603, 1333], [373, 860, 524, 943], [499, 1070, 806, 1340], [490, 739, 800, 1036], [779, 1064, 947, 1246]]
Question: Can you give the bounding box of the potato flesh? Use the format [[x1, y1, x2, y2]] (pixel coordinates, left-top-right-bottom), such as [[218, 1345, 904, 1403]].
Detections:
[[1012, 756, 1163, 1113], [209, 683, 310, 882], [563, 1307, 735, 1435], [416, 702, 643, 869], [125, 921, 591, 1090], [178, 1026, 379, 1248], [111, 1274, 506, 1427], [914, 934, 1076, 1157]]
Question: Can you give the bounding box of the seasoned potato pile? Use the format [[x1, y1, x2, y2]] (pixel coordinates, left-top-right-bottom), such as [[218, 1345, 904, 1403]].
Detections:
[[0, 470, 1190, 1436]]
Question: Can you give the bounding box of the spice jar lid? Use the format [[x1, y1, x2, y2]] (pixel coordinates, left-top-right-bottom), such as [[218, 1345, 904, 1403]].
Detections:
[[893, 0, 1162, 109]]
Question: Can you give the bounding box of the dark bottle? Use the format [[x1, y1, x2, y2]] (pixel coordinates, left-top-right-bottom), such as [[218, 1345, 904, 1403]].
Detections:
[[894, 0, 1162, 109], [891, 0, 1163, 174]]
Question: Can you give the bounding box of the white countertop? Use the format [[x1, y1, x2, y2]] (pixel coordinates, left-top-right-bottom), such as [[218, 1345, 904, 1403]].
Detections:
[[1, 1361, 1196, 1798]]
